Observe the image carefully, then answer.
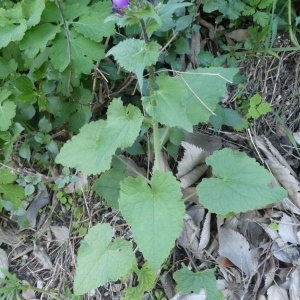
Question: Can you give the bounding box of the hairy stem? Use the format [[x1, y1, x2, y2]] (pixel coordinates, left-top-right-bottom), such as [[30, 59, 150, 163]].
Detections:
[[140, 19, 161, 171]]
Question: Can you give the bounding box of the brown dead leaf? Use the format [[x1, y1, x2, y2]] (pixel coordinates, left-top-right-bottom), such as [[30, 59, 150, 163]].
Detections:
[[26, 190, 49, 229], [124, 156, 147, 178], [278, 213, 300, 244], [220, 257, 235, 268], [0, 249, 8, 279], [267, 285, 288, 300], [261, 223, 300, 263], [50, 226, 69, 246], [0, 227, 23, 247], [65, 172, 88, 194], [225, 29, 250, 42], [198, 212, 211, 251], [256, 136, 297, 178], [160, 272, 176, 299], [33, 243, 53, 270], [293, 131, 300, 145], [183, 130, 222, 153], [255, 136, 300, 209], [219, 227, 258, 277], [178, 214, 201, 259], [289, 266, 300, 300], [177, 142, 209, 188], [181, 187, 199, 204], [170, 290, 206, 300]]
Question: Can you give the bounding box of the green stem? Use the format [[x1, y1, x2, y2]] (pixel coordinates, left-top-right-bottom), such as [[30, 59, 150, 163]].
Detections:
[[140, 19, 161, 171], [288, 0, 299, 47], [23, 285, 63, 300]]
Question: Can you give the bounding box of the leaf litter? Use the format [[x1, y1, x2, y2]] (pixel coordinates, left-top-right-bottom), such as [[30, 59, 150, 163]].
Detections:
[[3, 37, 300, 300]]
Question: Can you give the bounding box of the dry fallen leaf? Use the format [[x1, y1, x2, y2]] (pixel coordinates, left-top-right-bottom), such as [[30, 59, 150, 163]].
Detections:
[[26, 190, 49, 229], [225, 29, 250, 42], [177, 142, 209, 188], [267, 285, 288, 300], [218, 227, 258, 278], [0, 249, 8, 279], [183, 131, 222, 153], [278, 213, 300, 244], [198, 212, 211, 251], [289, 266, 300, 300], [170, 290, 206, 300], [293, 131, 300, 145], [50, 226, 69, 246], [65, 172, 88, 194], [178, 214, 201, 259], [33, 243, 53, 270], [0, 227, 23, 247]]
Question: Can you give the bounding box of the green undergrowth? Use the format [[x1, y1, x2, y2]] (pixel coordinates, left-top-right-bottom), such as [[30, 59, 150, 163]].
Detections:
[[0, 0, 298, 299]]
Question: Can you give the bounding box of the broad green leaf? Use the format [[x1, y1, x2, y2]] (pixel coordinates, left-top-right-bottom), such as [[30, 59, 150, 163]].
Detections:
[[92, 168, 128, 209], [119, 171, 185, 271], [142, 74, 192, 131], [0, 58, 17, 79], [61, 1, 89, 20], [250, 94, 261, 106], [175, 15, 193, 32], [0, 184, 25, 209], [123, 262, 156, 300], [174, 36, 190, 54], [48, 32, 69, 72], [173, 265, 224, 300], [209, 105, 244, 130], [73, 1, 115, 42], [69, 106, 92, 133], [38, 116, 52, 133], [13, 76, 34, 94], [21, 0, 45, 28], [197, 148, 287, 214], [180, 67, 238, 124], [19, 142, 31, 161], [19, 23, 60, 58], [0, 101, 16, 131], [46, 140, 59, 155], [169, 128, 185, 145], [107, 39, 160, 89], [74, 223, 135, 295], [41, 2, 61, 23], [50, 29, 105, 74], [56, 98, 144, 175], [248, 107, 260, 119], [153, 2, 193, 32], [25, 184, 34, 196], [202, 0, 220, 12], [0, 168, 17, 185], [68, 87, 93, 132], [0, 20, 27, 49], [257, 102, 271, 115]]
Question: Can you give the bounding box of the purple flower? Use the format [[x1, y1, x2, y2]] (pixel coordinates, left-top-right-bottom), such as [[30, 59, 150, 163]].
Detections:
[[112, 0, 130, 9]]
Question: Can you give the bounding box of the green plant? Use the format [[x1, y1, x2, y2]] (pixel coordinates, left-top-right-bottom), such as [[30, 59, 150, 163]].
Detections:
[[235, 93, 271, 130], [0, 269, 65, 300], [0, 0, 288, 298], [53, 2, 286, 298]]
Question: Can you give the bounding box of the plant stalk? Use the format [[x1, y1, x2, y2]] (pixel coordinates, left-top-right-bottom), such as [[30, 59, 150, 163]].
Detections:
[[288, 0, 300, 47], [140, 19, 161, 171]]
